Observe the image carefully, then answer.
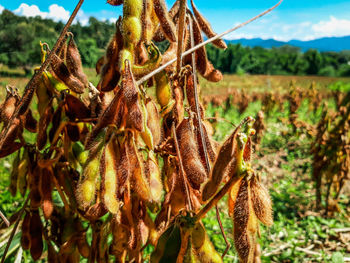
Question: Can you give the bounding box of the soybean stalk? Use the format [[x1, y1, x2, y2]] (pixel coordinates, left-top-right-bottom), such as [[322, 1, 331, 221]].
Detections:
[[0, 0, 85, 150], [136, 0, 283, 85]]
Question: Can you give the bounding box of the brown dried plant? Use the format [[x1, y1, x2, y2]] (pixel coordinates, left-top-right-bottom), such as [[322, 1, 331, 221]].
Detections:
[[0, 0, 283, 262]]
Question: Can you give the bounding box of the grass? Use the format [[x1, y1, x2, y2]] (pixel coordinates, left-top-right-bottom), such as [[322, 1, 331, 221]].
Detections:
[[0, 71, 350, 262], [202, 92, 350, 263]]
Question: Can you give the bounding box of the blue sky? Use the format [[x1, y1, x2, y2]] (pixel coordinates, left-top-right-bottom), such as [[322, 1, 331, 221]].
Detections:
[[1, 0, 350, 41]]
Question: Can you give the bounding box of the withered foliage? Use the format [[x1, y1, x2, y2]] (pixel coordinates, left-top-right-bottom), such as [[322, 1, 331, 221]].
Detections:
[[312, 94, 350, 215], [0, 1, 277, 262]]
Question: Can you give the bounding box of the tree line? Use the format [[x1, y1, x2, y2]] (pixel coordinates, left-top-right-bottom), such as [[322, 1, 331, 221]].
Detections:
[[1, 9, 350, 77]]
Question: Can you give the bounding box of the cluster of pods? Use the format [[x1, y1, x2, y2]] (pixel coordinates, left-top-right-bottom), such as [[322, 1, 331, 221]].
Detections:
[[0, 0, 274, 262]]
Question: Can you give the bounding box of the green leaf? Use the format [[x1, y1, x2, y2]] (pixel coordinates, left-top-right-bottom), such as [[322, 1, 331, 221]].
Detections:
[[331, 252, 344, 263]]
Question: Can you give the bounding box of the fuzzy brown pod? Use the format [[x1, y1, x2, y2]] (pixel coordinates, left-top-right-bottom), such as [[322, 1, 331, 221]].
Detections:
[[30, 166, 43, 209], [99, 18, 123, 92], [40, 168, 54, 219], [29, 209, 44, 260], [125, 136, 151, 202], [250, 175, 273, 226], [18, 87, 36, 116], [202, 123, 241, 201], [9, 150, 20, 196], [95, 56, 105, 75], [145, 98, 162, 147], [84, 89, 123, 149], [122, 60, 144, 132], [64, 93, 91, 120], [176, 118, 207, 190], [153, 0, 177, 42], [0, 89, 18, 126], [186, 75, 217, 165], [190, 0, 227, 49], [66, 33, 89, 87], [232, 177, 258, 263], [186, 13, 223, 82], [50, 53, 85, 94], [21, 211, 31, 250], [84, 202, 109, 221], [0, 141, 23, 158], [37, 99, 54, 150], [107, 0, 124, 6], [24, 109, 38, 133]]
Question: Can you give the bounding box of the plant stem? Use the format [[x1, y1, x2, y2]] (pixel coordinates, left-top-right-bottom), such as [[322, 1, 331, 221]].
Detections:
[[136, 0, 283, 85], [0, 0, 85, 150]]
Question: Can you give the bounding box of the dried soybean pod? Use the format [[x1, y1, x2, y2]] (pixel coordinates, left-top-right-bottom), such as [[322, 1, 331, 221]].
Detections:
[[9, 150, 20, 196], [30, 166, 43, 208], [65, 93, 90, 120], [177, 118, 207, 190], [99, 20, 122, 92], [250, 175, 273, 226], [21, 211, 31, 250], [202, 65, 223, 83], [77, 231, 90, 258], [84, 89, 123, 149], [122, 60, 144, 132], [101, 140, 120, 214], [233, 178, 256, 263], [40, 168, 54, 219], [145, 98, 162, 146], [66, 33, 89, 87], [153, 0, 177, 42], [126, 136, 151, 202], [146, 151, 163, 204], [188, 13, 208, 76], [190, 0, 227, 49], [202, 123, 242, 201], [95, 56, 104, 75], [29, 209, 44, 260], [50, 53, 85, 94], [24, 109, 38, 133], [141, 0, 154, 44], [17, 149, 29, 197], [107, 0, 123, 5], [228, 177, 243, 217], [37, 99, 54, 150]]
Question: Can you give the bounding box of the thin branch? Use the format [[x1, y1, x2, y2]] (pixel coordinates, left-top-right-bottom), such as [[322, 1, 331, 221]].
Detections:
[[194, 173, 243, 222], [176, 0, 187, 73], [136, 0, 283, 85], [1, 196, 29, 263], [188, 15, 231, 257], [0, 0, 85, 150]]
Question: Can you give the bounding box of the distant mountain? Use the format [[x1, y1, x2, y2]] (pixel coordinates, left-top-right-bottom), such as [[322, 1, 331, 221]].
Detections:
[[226, 36, 350, 52]]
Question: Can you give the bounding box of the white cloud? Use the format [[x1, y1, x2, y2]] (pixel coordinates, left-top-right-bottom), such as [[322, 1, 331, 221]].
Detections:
[[47, 4, 70, 21], [14, 3, 44, 17], [312, 16, 350, 37], [76, 10, 89, 26], [0, 4, 4, 13], [13, 3, 70, 22]]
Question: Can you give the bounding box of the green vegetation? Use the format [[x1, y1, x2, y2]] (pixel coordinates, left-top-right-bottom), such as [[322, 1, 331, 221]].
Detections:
[[1, 10, 350, 77]]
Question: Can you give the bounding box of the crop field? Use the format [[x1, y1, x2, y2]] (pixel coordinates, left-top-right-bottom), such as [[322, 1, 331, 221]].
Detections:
[[0, 71, 350, 262]]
